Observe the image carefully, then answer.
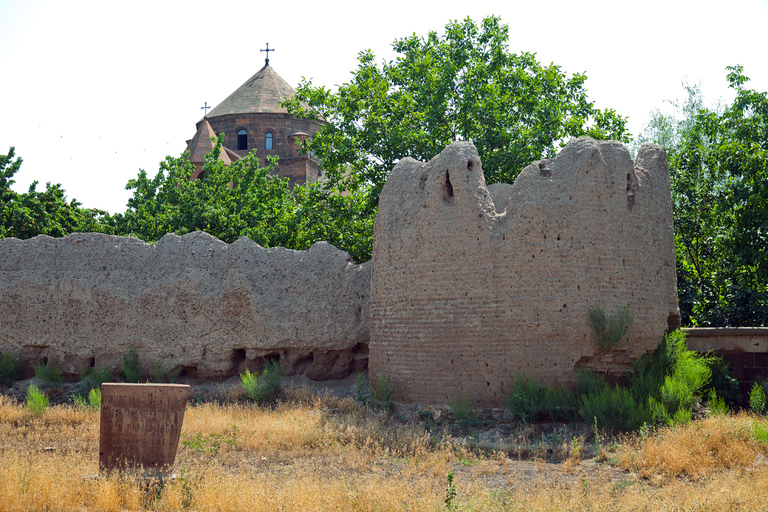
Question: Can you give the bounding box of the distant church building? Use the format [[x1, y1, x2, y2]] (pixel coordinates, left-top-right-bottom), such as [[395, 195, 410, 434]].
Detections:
[[186, 49, 323, 186]]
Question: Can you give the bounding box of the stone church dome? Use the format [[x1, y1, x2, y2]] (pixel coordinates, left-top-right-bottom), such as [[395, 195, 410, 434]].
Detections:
[[206, 64, 297, 118], [187, 52, 323, 186]]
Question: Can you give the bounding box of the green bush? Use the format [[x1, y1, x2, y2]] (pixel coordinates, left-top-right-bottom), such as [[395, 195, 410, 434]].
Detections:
[[504, 373, 545, 422], [0, 351, 23, 387], [121, 347, 142, 383], [26, 384, 49, 414], [575, 369, 607, 396], [580, 384, 651, 432], [542, 386, 578, 423], [447, 396, 477, 430], [35, 361, 64, 388], [240, 360, 282, 405], [749, 381, 766, 414], [587, 304, 634, 353], [370, 373, 394, 411], [579, 330, 714, 431], [705, 358, 739, 408], [71, 388, 101, 410], [708, 391, 729, 416]]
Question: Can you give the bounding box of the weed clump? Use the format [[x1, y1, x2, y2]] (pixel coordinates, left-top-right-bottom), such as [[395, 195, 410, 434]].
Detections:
[[588, 304, 634, 353], [152, 360, 181, 383], [121, 347, 142, 383], [26, 384, 49, 414], [72, 387, 101, 410], [749, 381, 766, 414], [81, 365, 112, 390], [370, 373, 394, 411], [447, 396, 477, 430], [240, 360, 281, 405], [352, 373, 394, 411], [34, 361, 64, 388]]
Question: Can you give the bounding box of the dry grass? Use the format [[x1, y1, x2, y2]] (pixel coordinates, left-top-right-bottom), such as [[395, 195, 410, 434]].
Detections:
[[614, 412, 768, 479], [2, 391, 768, 511]]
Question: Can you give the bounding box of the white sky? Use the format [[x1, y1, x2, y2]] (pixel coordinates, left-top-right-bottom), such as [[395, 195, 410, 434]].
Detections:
[[1, 0, 767, 214]]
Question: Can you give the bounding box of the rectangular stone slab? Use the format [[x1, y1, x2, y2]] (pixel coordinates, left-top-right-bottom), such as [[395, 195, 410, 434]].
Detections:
[[99, 383, 189, 475]]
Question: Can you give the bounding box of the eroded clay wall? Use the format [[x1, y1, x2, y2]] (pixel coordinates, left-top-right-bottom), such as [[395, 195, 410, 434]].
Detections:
[[369, 138, 679, 407], [0, 232, 370, 380]]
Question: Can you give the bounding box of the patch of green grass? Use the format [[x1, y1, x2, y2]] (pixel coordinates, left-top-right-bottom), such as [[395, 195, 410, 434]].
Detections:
[[753, 422, 768, 444], [181, 424, 239, 455]]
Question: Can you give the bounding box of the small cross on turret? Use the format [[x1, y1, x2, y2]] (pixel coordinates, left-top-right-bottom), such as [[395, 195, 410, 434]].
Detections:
[[201, 102, 211, 117], [261, 43, 275, 66]]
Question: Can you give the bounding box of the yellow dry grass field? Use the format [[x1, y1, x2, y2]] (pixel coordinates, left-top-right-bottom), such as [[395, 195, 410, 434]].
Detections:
[[2, 389, 768, 511]]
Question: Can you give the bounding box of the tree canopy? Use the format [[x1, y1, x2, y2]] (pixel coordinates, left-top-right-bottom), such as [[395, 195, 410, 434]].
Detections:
[[284, 15, 630, 208], [637, 66, 768, 326], [112, 137, 374, 261], [0, 147, 106, 239]]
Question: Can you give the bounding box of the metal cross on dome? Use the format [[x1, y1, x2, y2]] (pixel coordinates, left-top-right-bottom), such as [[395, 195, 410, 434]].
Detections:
[[201, 102, 211, 116], [261, 43, 275, 65]]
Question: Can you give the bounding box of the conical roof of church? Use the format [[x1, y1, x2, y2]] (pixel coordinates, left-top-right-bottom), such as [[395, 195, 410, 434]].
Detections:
[[206, 64, 296, 118], [187, 119, 237, 165]]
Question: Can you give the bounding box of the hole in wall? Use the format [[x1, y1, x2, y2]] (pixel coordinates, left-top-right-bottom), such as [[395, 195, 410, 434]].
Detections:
[[443, 169, 454, 203], [179, 366, 198, 379]]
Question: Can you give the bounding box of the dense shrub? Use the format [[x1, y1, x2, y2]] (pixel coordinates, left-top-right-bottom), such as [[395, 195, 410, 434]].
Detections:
[[240, 360, 282, 405], [0, 351, 23, 387], [506, 331, 718, 431]]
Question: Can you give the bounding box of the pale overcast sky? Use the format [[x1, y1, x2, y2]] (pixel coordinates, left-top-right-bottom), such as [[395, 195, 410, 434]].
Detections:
[[1, 0, 767, 213]]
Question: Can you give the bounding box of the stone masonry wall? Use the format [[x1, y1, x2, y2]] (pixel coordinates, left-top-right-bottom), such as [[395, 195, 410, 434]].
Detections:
[[369, 138, 679, 407], [0, 232, 370, 380]]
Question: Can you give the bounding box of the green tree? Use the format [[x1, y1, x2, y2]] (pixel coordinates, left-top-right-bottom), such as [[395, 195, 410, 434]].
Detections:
[[284, 15, 630, 210], [637, 67, 768, 326], [0, 147, 109, 239], [117, 136, 374, 261]]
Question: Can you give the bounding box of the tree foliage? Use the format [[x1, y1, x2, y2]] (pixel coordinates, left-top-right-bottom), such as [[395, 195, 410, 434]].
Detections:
[[637, 67, 768, 326], [115, 136, 373, 261], [0, 147, 107, 239], [284, 16, 630, 209]]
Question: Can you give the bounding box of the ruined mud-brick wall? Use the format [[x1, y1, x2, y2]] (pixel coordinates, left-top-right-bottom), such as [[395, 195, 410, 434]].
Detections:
[[369, 138, 679, 407], [0, 232, 370, 380]]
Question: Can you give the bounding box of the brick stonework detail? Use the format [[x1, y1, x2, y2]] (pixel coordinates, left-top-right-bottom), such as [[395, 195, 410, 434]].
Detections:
[[369, 138, 679, 407], [201, 113, 322, 186]]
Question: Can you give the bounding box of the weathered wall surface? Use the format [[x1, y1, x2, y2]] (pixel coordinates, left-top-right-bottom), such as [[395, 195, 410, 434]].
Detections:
[[369, 138, 679, 407], [0, 232, 370, 380]]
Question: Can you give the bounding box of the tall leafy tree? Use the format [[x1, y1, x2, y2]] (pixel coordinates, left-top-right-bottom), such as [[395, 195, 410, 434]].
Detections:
[[284, 15, 630, 210], [637, 67, 768, 326], [116, 136, 374, 261]]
